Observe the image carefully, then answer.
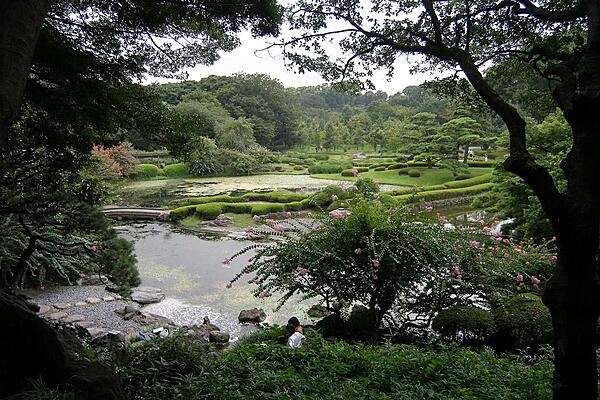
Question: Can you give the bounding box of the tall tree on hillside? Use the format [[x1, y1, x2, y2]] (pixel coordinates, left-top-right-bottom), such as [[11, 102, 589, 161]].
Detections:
[[278, 1, 600, 397]]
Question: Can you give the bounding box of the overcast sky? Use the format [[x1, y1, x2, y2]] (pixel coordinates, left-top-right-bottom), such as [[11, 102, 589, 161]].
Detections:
[[148, 29, 432, 96]]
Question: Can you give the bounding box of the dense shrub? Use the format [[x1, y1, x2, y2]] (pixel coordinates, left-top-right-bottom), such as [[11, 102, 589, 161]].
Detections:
[[221, 203, 253, 213], [188, 195, 246, 205], [216, 149, 258, 176], [250, 203, 285, 215], [355, 177, 379, 198], [308, 161, 353, 174], [293, 165, 304, 171], [408, 169, 421, 177], [163, 162, 190, 177], [195, 203, 223, 219], [454, 173, 472, 180], [108, 328, 552, 400], [395, 183, 495, 202], [308, 185, 350, 207], [397, 167, 410, 175], [444, 173, 492, 189], [133, 163, 164, 179], [186, 136, 221, 176], [388, 163, 408, 170], [373, 166, 386, 171], [341, 169, 355, 177], [284, 201, 304, 211], [314, 153, 330, 160], [170, 205, 197, 221], [493, 293, 552, 351], [96, 237, 140, 296], [406, 161, 430, 167], [242, 191, 307, 203], [433, 306, 496, 344]]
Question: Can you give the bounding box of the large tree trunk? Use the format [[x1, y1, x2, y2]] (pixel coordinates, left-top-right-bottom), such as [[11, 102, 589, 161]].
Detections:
[[544, 216, 600, 399], [0, 0, 51, 149]]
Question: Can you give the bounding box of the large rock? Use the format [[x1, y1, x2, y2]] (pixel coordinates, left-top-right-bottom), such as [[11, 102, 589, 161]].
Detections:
[[186, 316, 222, 341], [209, 330, 230, 343], [208, 214, 234, 227], [130, 287, 165, 304], [238, 308, 267, 323], [115, 305, 173, 325], [0, 290, 126, 399]]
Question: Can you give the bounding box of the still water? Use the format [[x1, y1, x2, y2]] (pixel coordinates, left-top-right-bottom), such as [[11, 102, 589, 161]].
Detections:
[[117, 223, 313, 340]]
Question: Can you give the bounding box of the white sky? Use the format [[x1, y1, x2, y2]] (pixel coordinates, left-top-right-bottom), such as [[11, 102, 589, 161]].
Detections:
[[147, 33, 432, 96]]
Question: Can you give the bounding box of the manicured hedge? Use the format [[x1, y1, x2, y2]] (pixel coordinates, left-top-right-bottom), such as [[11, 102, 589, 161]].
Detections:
[[163, 162, 189, 178], [407, 169, 421, 177], [250, 203, 285, 215], [307, 161, 353, 174], [284, 201, 304, 211], [170, 205, 197, 221], [395, 183, 495, 202], [388, 163, 408, 170], [444, 173, 492, 189], [433, 306, 496, 343], [133, 163, 164, 179], [341, 169, 355, 177], [195, 203, 223, 219], [242, 191, 307, 203], [221, 203, 253, 213], [188, 195, 246, 205], [373, 166, 386, 171]]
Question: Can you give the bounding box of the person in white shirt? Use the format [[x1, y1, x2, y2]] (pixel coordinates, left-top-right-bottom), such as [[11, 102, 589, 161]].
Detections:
[[286, 316, 305, 348]]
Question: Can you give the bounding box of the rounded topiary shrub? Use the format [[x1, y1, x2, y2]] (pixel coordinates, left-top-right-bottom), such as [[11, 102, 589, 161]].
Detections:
[[454, 173, 472, 181], [195, 203, 223, 220], [433, 306, 496, 345], [134, 163, 164, 179], [408, 169, 421, 177], [293, 165, 304, 171], [492, 293, 552, 351], [341, 169, 355, 177], [388, 163, 408, 170], [163, 162, 190, 178], [250, 203, 285, 215], [397, 168, 410, 176], [170, 205, 197, 221], [374, 166, 386, 171], [222, 203, 253, 213], [284, 201, 304, 211]]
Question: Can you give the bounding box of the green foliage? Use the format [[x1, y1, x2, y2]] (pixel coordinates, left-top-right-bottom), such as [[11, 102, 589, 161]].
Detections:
[[341, 169, 355, 177], [308, 161, 353, 174], [433, 306, 496, 343], [95, 237, 140, 296], [242, 191, 307, 203], [374, 166, 386, 171], [188, 195, 246, 205], [107, 328, 552, 400], [186, 136, 222, 176], [444, 173, 492, 189], [314, 154, 330, 160], [250, 203, 285, 215], [388, 163, 408, 170], [396, 183, 495, 202], [221, 203, 253, 213], [132, 163, 164, 179], [408, 169, 421, 177], [307, 185, 350, 207], [493, 293, 553, 350], [195, 204, 223, 220], [170, 205, 197, 221], [163, 163, 190, 178], [215, 149, 258, 176], [284, 201, 304, 211], [354, 177, 380, 198], [228, 201, 488, 329]]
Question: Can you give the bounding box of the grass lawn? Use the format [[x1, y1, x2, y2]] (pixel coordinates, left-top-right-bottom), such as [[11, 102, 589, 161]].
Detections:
[[179, 213, 257, 229], [313, 167, 493, 187]]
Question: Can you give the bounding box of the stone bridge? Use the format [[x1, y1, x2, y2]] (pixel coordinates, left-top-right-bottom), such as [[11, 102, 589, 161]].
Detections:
[[102, 207, 170, 221]]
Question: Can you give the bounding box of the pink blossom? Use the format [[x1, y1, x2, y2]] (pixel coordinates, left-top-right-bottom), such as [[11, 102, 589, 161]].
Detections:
[[483, 227, 492, 233], [340, 185, 348, 192], [285, 212, 292, 218], [354, 248, 362, 255], [273, 224, 285, 232], [90, 245, 98, 253], [299, 187, 306, 194], [338, 298, 348, 306], [265, 218, 274, 226], [502, 238, 510, 244], [516, 274, 524, 283], [252, 215, 260, 221], [244, 227, 253, 233], [452, 266, 461, 276], [470, 240, 481, 248], [495, 236, 503, 242], [331, 194, 338, 201], [351, 167, 359, 177], [424, 205, 433, 212], [329, 208, 351, 219], [225, 282, 232, 288], [551, 255, 557, 262], [551, 236, 557, 241], [222, 258, 231, 265], [371, 259, 380, 268], [479, 219, 485, 225], [531, 276, 541, 287], [295, 266, 309, 275]]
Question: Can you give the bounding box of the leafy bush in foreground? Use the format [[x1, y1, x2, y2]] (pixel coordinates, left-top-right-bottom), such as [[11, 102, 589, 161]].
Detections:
[[107, 328, 552, 400]]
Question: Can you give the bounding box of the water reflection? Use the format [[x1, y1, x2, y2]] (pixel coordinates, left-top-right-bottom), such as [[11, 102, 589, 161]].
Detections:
[[117, 223, 312, 340]]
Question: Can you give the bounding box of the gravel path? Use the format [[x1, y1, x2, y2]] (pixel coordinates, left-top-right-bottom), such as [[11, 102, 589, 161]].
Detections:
[[20, 285, 143, 334]]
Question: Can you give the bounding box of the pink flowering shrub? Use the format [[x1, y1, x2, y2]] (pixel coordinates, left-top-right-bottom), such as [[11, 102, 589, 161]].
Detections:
[[91, 142, 137, 179], [227, 200, 488, 330]]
